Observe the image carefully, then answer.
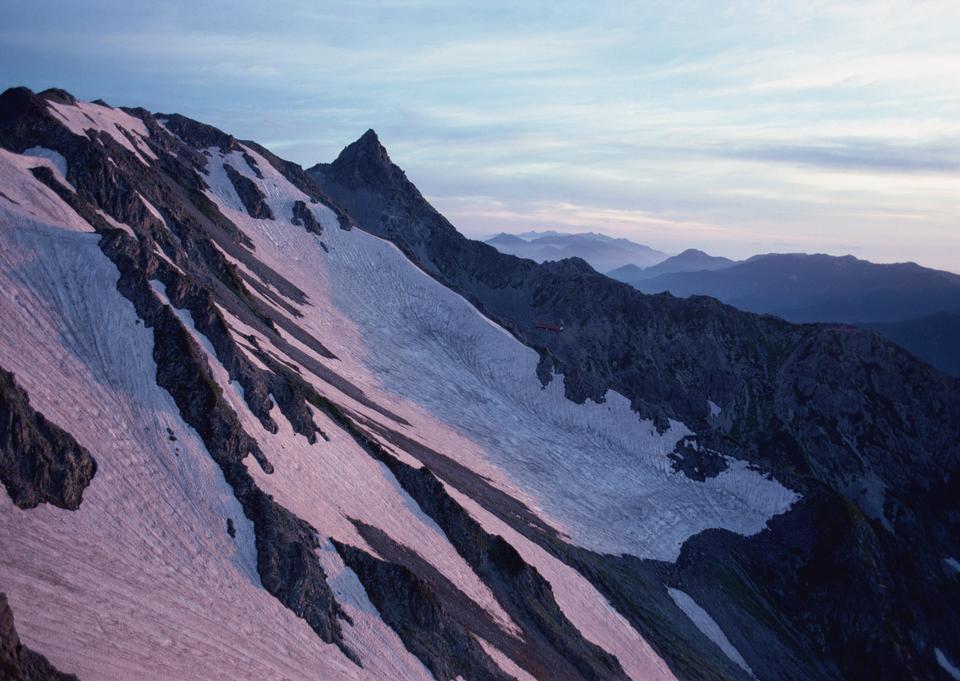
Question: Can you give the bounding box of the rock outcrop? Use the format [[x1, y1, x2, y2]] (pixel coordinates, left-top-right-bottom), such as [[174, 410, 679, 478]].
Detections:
[[0, 367, 97, 510], [223, 163, 274, 220]]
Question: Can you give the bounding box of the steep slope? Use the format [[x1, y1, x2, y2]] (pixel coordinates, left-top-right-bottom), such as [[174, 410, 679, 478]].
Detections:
[[626, 252, 960, 323], [0, 86, 794, 681], [608, 249, 737, 283], [485, 230, 668, 271], [311, 129, 960, 681]]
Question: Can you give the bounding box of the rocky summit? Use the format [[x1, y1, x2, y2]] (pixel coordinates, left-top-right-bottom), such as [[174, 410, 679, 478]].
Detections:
[[0, 86, 958, 681]]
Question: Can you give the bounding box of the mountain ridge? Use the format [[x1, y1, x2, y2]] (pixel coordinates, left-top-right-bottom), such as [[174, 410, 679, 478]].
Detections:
[[609, 248, 738, 281], [482, 229, 669, 272], [615, 251, 960, 374], [626, 252, 960, 323]]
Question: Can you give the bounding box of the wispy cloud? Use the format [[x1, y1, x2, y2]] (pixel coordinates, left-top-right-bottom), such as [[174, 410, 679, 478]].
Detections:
[[716, 140, 960, 173], [1, 0, 958, 270]]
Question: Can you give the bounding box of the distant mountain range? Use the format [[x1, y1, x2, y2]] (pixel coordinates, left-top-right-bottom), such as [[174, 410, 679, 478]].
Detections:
[[486, 231, 668, 272], [611, 251, 960, 375], [608, 249, 738, 282], [488, 233, 960, 375], [619, 252, 960, 322]]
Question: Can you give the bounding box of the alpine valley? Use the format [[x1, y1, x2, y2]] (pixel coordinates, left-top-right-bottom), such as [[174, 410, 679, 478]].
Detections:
[[1, 87, 958, 681]]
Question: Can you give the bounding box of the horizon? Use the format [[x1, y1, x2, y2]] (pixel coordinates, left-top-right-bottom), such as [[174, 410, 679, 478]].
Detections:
[[1, 0, 958, 271], [482, 228, 960, 274]]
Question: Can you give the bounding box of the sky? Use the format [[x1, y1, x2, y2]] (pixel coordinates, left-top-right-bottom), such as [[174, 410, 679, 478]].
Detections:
[[1, 0, 958, 271]]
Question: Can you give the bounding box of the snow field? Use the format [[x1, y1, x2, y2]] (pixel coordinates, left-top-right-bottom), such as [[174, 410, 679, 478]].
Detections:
[[0, 149, 434, 680], [201, 145, 798, 563]]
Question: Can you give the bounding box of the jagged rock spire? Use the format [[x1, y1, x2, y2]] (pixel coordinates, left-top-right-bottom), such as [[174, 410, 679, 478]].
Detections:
[[329, 128, 400, 192]]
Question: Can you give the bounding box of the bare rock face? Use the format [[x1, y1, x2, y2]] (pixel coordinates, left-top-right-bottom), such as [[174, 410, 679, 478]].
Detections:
[[0, 367, 97, 510], [290, 199, 322, 234], [0, 593, 80, 681], [223, 163, 273, 219], [335, 541, 515, 681]]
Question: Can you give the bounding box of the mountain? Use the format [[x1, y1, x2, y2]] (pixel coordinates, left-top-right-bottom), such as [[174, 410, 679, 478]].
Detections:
[[608, 249, 738, 282], [862, 311, 960, 377], [617, 252, 960, 375], [512, 230, 567, 239], [486, 232, 528, 247], [485, 230, 668, 271], [313, 130, 960, 681], [1, 87, 958, 681], [627, 252, 960, 323]]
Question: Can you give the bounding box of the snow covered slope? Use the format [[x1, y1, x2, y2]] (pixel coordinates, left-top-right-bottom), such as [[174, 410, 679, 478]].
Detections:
[[200, 145, 796, 562], [2, 88, 958, 681], [0, 145, 432, 681], [0, 90, 692, 681]]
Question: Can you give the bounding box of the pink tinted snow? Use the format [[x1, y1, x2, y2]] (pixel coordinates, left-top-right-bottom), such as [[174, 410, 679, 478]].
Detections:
[[0, 148, 92, 233], [47, 99, 157, 165], [0, 216, 414, 680]]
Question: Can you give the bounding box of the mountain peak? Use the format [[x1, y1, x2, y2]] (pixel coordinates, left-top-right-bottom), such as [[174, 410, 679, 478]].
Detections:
[[328, 128, 399, 192], [488, 232, 526, 244], [37, 87, 77, 105], [358, 127, 381, 145]]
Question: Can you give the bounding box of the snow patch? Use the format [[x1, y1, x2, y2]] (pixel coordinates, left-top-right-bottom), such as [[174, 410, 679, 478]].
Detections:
[[945, 557, 960, 573], [707, 399, 721, 417], [0, 149, 92, 233], [148, 278, 172, 307], [152, 246, 184, 274], [446, 484, 677, 681], [23, 146, 69, 183], [843, 470, 890, 531], [95, 209, 136, 237], [937, 649, 960, 681], [47, 99, 156, 165], [668, 588, 754, 678], [474, 636, 538, 681], [138, 192, 166, 224]]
